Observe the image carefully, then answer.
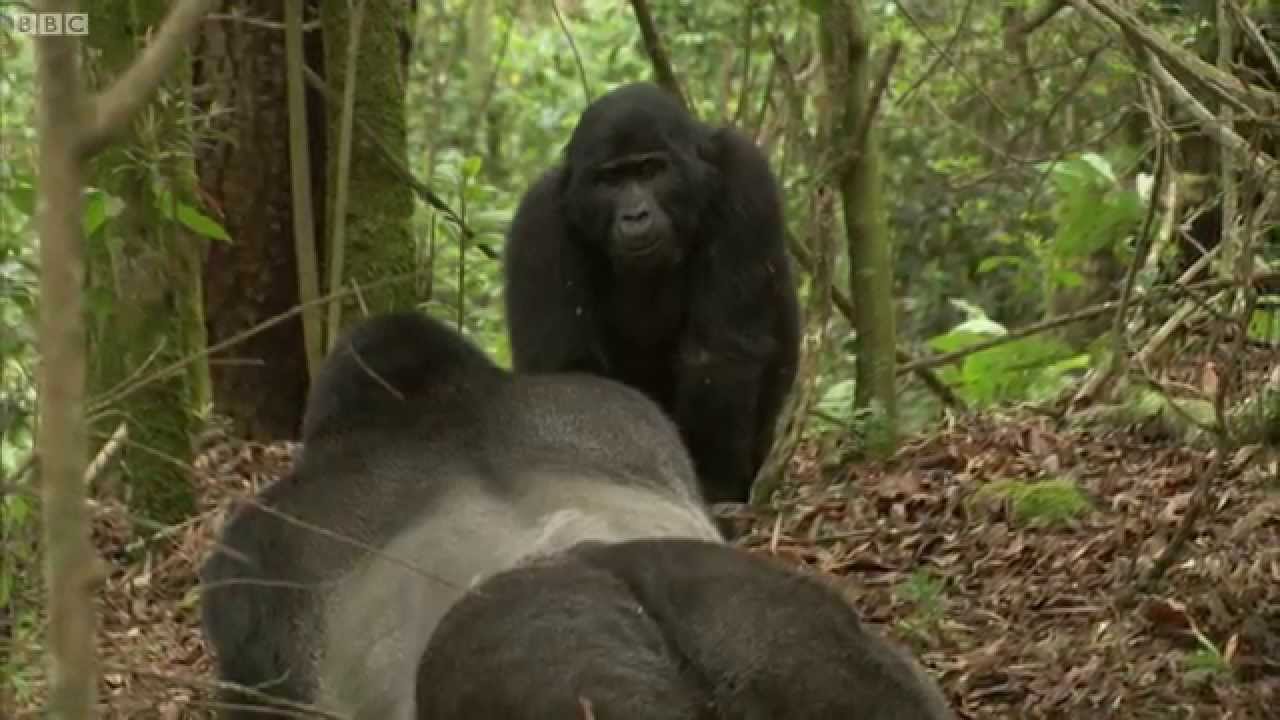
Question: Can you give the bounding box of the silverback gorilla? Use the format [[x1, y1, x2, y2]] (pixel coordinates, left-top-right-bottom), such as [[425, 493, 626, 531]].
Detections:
[[503, 82, 800, 504], [200, 311, 953, 719]]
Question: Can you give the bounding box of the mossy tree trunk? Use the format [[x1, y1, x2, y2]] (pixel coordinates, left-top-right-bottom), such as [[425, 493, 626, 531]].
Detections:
[[820, 0, 898, 454], [321, 0, 417, 332], [194, 0, 329, 440], [82, 0, 209, 524]]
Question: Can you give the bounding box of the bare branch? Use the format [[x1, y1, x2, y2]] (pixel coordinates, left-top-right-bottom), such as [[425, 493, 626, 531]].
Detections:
[[1068, 0, 1280, 116], [79, 0, 217, 158], [629, 0, 688, 110], [1013, 0, 1069, 36], [285, 0, 324, 378], [1227, 0, 1280, 85], [853, 40, 902, 154], [551, 0, 592, 106], [84, 422, 128, 486], [326, 0, 367, 349], [1144, 49, 1277, 177]]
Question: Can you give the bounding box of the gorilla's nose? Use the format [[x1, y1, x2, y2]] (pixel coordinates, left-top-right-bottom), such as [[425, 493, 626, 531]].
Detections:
[[619, 207, 652, 235]]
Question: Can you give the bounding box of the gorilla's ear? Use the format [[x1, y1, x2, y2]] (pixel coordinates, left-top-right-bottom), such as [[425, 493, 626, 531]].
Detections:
[[691, 127, 727, 190], [695, 127, 729, 167]]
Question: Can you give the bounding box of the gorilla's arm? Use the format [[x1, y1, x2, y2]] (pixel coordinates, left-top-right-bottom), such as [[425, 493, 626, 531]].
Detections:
[[200, 485, 318, 718], [503, 169, 605, 374], [676, 127, 795, 502]]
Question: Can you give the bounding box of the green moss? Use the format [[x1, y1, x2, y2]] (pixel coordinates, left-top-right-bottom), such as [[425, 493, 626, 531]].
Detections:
[[977, 477, 1091, 527], [82, 0, 206, 525], [322, 0, 417, 325]]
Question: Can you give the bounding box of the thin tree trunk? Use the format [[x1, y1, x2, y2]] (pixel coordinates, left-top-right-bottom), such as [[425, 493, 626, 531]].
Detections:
[[34, 4, 98, 713], [821, 0, 898, 453]]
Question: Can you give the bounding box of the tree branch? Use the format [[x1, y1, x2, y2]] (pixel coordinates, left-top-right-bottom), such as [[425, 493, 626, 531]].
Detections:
[[79, 0, 218, 158], [629, 0, 688, 110], [1068, 0, 1280, 117], [1143, 47, 1277, 177], [1013, 0, 1068, 37], [853, 40, 901, 155]]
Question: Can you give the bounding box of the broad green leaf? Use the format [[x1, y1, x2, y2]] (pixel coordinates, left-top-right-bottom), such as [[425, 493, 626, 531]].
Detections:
[[957, 336, 1074, 405], [928, 329, 988, 354], [153, 191, 232, 241], [174, 202, 231, 242], [1079, 152, 1117, 183], [82, 189, 122, 238], [817, 379, 856, 420], [948, 297, 989, 320], [952, 316, 1007, 336]]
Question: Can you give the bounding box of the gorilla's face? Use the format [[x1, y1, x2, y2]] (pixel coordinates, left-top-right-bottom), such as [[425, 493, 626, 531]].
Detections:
[[561, 86, 715, 269]]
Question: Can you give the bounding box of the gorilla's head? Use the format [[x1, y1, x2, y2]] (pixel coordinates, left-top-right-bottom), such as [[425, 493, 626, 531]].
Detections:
[[560, 83, 718, 269]]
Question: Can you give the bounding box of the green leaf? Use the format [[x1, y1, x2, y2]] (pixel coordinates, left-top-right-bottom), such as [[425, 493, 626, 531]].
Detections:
[[976, 255, 1026, 274], [953, 316, 1007, 336], [3, 181, 35, 217], [927, 330, 987, 354], [1247, 304, 1280, 342], [816, 379, 856, 421], [1079, 152, 1117, 183], [152, 190, 231, 241], [175, 202, 231, 241], [462, 156, 483, 180], [957, 336, 1074, 405], [1051, 269, 1085, 288], [948, 298, 988, 320], [81, 188, 122, 238]]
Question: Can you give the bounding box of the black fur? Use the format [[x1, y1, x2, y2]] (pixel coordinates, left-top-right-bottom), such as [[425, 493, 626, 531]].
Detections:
[[503, 82, 800, 503], [417, 539, 954, 719]]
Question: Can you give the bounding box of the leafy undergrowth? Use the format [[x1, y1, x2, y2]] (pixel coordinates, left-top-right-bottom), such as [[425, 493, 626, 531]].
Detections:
[[12, 415, 1280, 718]]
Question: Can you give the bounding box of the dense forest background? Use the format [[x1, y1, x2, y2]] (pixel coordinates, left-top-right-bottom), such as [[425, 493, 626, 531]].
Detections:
[[2, 0, 1279, 717]]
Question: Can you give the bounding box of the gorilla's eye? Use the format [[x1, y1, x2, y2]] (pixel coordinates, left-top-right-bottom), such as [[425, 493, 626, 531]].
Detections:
[[638, 156, 668, 180], [594, 166, 625, 186]]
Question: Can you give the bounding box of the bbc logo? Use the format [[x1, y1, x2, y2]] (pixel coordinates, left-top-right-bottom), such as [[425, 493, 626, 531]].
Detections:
[[7, 13, 90, 36]]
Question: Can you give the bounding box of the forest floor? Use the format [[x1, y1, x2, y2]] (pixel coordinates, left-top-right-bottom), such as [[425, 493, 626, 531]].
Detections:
[[12, 391, 1280, 718]]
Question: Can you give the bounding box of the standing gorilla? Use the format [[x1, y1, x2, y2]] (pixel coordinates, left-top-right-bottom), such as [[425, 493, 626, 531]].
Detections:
[[503, 82, 800, 504], [201, 311, 952, 719]]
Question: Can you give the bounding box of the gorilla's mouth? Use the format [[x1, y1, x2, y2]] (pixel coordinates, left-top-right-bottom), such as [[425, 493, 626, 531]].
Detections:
[[612, 232, 666, 260]]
